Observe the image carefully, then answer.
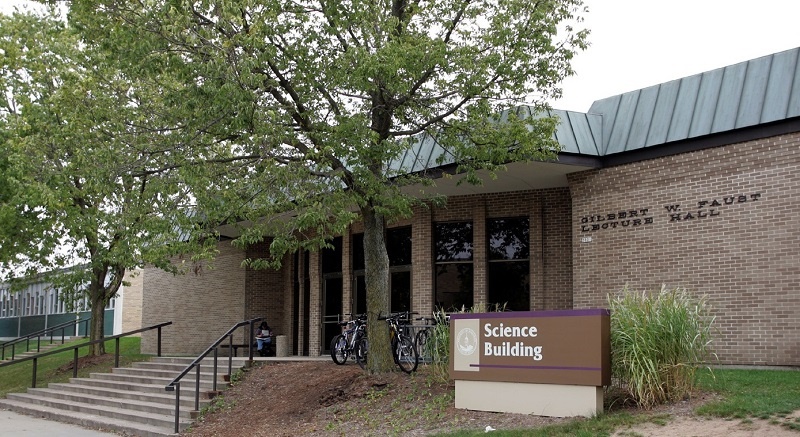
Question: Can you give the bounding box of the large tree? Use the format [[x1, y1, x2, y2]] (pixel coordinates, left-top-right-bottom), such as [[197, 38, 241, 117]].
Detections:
[[0, 8, 213, 355], [67, 0, 588, 371]]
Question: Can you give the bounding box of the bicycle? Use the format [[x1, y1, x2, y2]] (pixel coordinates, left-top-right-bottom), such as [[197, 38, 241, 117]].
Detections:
[[330, 313, 367, 367], [378, 311, 419, 373]]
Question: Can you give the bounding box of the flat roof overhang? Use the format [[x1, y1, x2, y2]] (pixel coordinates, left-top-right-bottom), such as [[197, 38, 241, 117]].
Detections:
[[215, 154, 600, 238]]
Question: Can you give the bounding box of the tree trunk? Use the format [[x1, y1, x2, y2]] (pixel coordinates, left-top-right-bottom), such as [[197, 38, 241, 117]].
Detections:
[[89, 283, 106, 356], [362, 205, 394, 373]]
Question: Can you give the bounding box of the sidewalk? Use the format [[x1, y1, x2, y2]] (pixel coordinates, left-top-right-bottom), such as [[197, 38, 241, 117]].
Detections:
[[0, 410, 118, 436]]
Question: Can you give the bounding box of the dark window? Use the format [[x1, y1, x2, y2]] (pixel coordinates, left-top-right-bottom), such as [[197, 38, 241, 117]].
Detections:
[[354, 275, 367, 315], [321, 236, 343, 274], [488, 218, 529, 260], [487, 217, 530, 311], [352, 233, 365, 271], [435, 264, 474, 311], [387, 226, 412, 266], [435, 222, 473, 261], [435, 222, 473, 311], [351, 227, 412, 314], [390, 271, 411, 312]]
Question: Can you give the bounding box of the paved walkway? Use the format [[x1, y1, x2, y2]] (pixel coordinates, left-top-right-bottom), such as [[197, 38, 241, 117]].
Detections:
[[0, 410, 118, 436]]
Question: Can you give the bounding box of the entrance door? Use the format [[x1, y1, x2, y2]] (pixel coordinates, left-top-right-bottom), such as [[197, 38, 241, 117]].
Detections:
[[322, 276, 343, 353]]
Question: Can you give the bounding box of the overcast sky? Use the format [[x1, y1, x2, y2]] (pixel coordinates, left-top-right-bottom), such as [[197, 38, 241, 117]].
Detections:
[[3, 0, 800, 112], [554, 0, 800, 111]]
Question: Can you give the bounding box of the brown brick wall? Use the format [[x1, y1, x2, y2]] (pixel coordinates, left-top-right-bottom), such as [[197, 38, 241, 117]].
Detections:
[[568, 133, 800, 366], [140, 242, 245, 355]]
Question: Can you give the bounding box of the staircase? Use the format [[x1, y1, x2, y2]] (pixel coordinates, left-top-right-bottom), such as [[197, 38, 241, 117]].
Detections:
[[2, 342, 64, 361], [0, 356, 252, 436]]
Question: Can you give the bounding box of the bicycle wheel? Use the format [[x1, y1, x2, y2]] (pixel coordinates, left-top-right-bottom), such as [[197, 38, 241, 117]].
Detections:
[[415, 329, 430, 363], [395, 336, 418, 373], [330, 334, 348, 365], [355, 338, 369, 370]]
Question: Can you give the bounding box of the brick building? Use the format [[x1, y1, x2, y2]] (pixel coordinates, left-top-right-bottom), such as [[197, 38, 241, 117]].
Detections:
[[142, 48, 800, 367]]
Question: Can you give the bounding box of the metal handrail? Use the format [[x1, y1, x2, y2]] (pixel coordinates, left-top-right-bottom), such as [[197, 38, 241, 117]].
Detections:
[[164, 317, 262, 434], [0, 321, 172, 389], [1, 317, 91, 360]]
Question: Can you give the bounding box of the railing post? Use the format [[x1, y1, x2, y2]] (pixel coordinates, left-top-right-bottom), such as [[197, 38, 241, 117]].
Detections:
[[157, 326, 163, 357], [212, 348, 219, 392], [114, 337, 120, 368], [174, 382, 181, 434], [36, 335, 41, 352], [248, 320, 255, 361], [227, 334, 233, 377], [31, 357, 37, 388], [73, 348, 79, 378], [61, 326, 66, 344], [194, 364, 201, 412]]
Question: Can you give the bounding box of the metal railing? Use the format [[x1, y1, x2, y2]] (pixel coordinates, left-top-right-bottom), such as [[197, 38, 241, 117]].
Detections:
[[1, 317, 91, 360], [164, 317, 262, 434], [0, 321, 172, 389]]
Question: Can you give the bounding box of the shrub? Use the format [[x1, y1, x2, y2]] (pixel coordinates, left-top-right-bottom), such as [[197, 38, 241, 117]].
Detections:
[[608, 285, 716, 409], [427, 309, 451, 384]]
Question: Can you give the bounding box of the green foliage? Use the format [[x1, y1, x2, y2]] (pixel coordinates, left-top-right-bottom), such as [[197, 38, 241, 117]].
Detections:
[[0, 8, 220, 352], [61, 0, 586, 369], [608, 285, 716, 409]]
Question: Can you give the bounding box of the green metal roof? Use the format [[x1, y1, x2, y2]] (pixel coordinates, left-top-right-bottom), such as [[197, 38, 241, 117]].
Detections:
[[587, 47, 800, 155], [393, 47, 800, 176]]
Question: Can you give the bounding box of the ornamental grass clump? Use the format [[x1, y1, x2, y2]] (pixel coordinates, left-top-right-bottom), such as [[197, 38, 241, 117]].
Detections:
[[609, 285, 716, 409]]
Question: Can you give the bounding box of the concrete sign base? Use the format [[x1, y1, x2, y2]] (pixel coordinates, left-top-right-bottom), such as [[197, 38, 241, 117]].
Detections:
[[454, 379, 603, 418]]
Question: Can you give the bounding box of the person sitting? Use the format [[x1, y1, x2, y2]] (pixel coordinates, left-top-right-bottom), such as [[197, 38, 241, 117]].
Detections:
[[255, 321, 272, 357]]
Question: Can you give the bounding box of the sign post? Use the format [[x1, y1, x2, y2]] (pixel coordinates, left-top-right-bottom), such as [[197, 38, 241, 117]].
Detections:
[[450, 309, 610, 417]]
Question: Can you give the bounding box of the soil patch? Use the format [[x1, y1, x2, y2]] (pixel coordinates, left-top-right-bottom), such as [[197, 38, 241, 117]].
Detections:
[[182, 361, 799, 437], [56, 354, 115, 373]]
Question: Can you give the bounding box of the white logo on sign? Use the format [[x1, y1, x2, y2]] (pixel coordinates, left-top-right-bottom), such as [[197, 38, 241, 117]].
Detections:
[[456, 328, 478, 356]]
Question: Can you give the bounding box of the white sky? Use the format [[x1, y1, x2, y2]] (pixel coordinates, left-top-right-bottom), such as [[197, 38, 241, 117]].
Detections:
[[554, 0, 800, 111], [2, 0, 800, 112]]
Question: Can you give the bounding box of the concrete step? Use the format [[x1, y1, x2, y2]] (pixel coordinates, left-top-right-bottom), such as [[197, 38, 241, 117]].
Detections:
[[88, 371, 227, 389], [2, 342, 65, 361], [0, 355, 254, 436], [112, 365, 228, 380], [132, 359, 243, 374], [68, 376, 215, 396], [44, 382, 205, 408], [2, 392, 189, 431], [10, 389, 196, 418], [0, 398, 186, 437]]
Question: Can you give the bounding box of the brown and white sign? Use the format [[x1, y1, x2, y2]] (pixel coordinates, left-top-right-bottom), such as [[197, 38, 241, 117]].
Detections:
[[450, 309, 611, 387]]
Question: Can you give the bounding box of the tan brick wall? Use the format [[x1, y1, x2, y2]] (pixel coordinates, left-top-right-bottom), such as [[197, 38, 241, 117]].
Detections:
[[568, 132, 800, 366], [140, 242, 246, 355], [243, 240, 290, 346], [121, 269, 143, 334]]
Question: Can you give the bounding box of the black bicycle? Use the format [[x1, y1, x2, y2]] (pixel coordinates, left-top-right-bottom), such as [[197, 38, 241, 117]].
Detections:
[[378, 311, 419, 373], [330, 314, 367, 366]]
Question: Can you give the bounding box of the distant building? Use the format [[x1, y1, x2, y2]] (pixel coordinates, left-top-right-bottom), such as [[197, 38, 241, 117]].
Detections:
[[142, 48, 800, 367], [0, 266, 142, 339]]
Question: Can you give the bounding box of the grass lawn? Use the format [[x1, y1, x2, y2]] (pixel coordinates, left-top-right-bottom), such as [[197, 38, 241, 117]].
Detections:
[[696, 367, 800, 426], [0, 336, 151, 398], [434, 367, 800, 436]]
